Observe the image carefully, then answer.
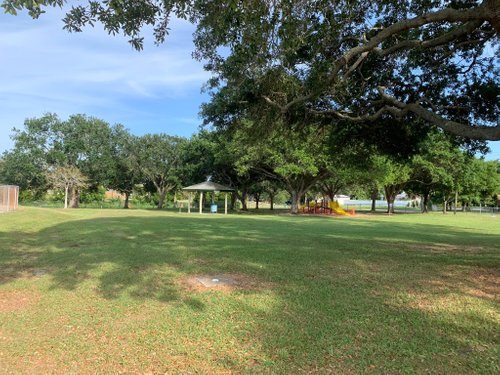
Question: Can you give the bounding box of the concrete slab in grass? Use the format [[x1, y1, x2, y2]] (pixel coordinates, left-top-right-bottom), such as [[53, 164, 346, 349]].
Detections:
[[32, 269, 48, 277], [195, 275, 237, 287]]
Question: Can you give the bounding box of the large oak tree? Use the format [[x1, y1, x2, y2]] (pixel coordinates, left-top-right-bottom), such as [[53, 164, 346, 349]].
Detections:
[[135, 133, 186, 209], [3, 0, 498, 141], [2, 113, 122, 207]]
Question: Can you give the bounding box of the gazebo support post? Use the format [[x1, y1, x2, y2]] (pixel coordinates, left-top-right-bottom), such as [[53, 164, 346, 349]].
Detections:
[[224, 193, 228, 215], [199, 192, 203, 214], [188, 192, 191, 214]]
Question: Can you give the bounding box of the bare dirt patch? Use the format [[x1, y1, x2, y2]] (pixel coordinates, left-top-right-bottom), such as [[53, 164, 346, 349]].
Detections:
[[404, 243, 486, 253], [0, 290, 39, 313], [180, 273, 270, 293], [405, 267, 500, 312], [462, 268, 500, 301], [0, 265, 50, 285], [425, 267, 500, 300]]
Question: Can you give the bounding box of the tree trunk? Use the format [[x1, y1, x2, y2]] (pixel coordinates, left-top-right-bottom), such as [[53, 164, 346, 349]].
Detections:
[[124, 192, 130, 209], [157, 189, 167, 209], [241, 197, 248, 210], [327, 192, 335, 202], [443, 196, 447, 214], [230, 192, 237, 210], [290, 190, 301, 214], [384, 186, 396, 214], [255, 193, 260, 209], [454, 190, 458, 215], [421, 193, 430, 213], [370, 188, 378, 212], [69, 188, 80, 208], [64, 185, 69, 209], [240, 187, 248, 211], [387, 199, 395, 214], [269, 194, 274, 210]]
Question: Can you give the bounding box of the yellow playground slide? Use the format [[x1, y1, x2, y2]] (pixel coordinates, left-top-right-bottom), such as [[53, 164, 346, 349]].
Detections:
[[329, 201, 350, 215]]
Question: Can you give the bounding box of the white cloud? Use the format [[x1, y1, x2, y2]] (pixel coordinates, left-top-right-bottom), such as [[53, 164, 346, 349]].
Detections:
[[0, 9, 210, 153]]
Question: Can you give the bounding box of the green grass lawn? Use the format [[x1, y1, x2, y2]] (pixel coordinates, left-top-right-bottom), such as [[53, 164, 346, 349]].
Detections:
[[1, 207, 498, 373]]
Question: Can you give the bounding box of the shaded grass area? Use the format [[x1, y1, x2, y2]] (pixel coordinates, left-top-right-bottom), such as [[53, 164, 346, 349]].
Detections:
[[0, 207, 499, 373]]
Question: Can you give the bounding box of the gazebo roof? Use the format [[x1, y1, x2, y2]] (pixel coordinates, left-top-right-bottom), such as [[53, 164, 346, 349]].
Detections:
[[182, 181, 234, 192]]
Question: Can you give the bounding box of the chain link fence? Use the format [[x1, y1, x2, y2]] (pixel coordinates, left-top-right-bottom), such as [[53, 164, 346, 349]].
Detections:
[[0, 185, 19, 212]]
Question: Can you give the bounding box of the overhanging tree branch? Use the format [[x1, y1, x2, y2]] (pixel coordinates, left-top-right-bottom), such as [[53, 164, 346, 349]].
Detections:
[[318, 87, 500, 141], [374, 20, 486, 57], [337, 2, 491, 71]]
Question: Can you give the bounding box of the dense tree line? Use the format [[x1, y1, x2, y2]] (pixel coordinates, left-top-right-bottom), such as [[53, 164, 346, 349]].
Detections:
[[0, 113, 498, 213], [0, 114, 200, 209]]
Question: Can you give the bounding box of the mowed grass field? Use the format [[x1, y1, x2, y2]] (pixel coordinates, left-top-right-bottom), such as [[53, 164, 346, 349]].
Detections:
[[0, 207, 498, 373]]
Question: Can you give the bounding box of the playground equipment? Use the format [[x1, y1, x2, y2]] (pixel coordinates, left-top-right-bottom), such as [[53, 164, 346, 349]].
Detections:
[[329, 201, 350, 215], [0, 185, 19, 212], [301, 201, 330, 214], [301, 199, 355, 215]]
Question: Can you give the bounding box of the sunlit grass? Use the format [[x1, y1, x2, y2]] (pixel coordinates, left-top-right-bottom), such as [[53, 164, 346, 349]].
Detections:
[[0, 207, 498, 373]]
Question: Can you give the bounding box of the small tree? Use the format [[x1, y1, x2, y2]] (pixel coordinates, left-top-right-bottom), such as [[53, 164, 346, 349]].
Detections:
[[136, 134, 186, 209], [369, 155, 411, 214], [261, 179, 283, 210], [46, 165, 88, 208], [108, 127, 142, 209]]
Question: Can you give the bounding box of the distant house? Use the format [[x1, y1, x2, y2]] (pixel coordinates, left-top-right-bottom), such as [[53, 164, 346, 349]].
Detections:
[[334, 195, 350, 206]]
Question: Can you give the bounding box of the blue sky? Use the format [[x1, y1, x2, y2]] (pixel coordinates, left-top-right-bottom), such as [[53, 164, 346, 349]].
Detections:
[[0, 8, 210, 154], [0, 8, 498, 160]]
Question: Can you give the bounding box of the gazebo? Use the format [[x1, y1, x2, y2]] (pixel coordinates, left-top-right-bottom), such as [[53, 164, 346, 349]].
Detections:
[[182, 181, 234, 214]]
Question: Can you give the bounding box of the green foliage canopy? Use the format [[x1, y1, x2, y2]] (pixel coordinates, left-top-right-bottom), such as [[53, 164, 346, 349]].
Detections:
[[135, 133, 187, 209], [2, 0, 499, 141]]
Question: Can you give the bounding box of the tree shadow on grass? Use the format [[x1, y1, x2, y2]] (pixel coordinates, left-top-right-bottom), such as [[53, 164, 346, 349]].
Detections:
[[1, 214, 498, 297], [0, 213, 498, 372]]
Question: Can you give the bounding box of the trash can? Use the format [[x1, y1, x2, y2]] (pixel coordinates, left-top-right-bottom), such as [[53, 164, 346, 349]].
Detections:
[[210, 204, 218, 213]]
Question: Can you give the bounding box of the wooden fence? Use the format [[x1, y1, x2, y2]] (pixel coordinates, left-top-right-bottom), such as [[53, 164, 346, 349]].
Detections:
[[0, 185, 19, 212]]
